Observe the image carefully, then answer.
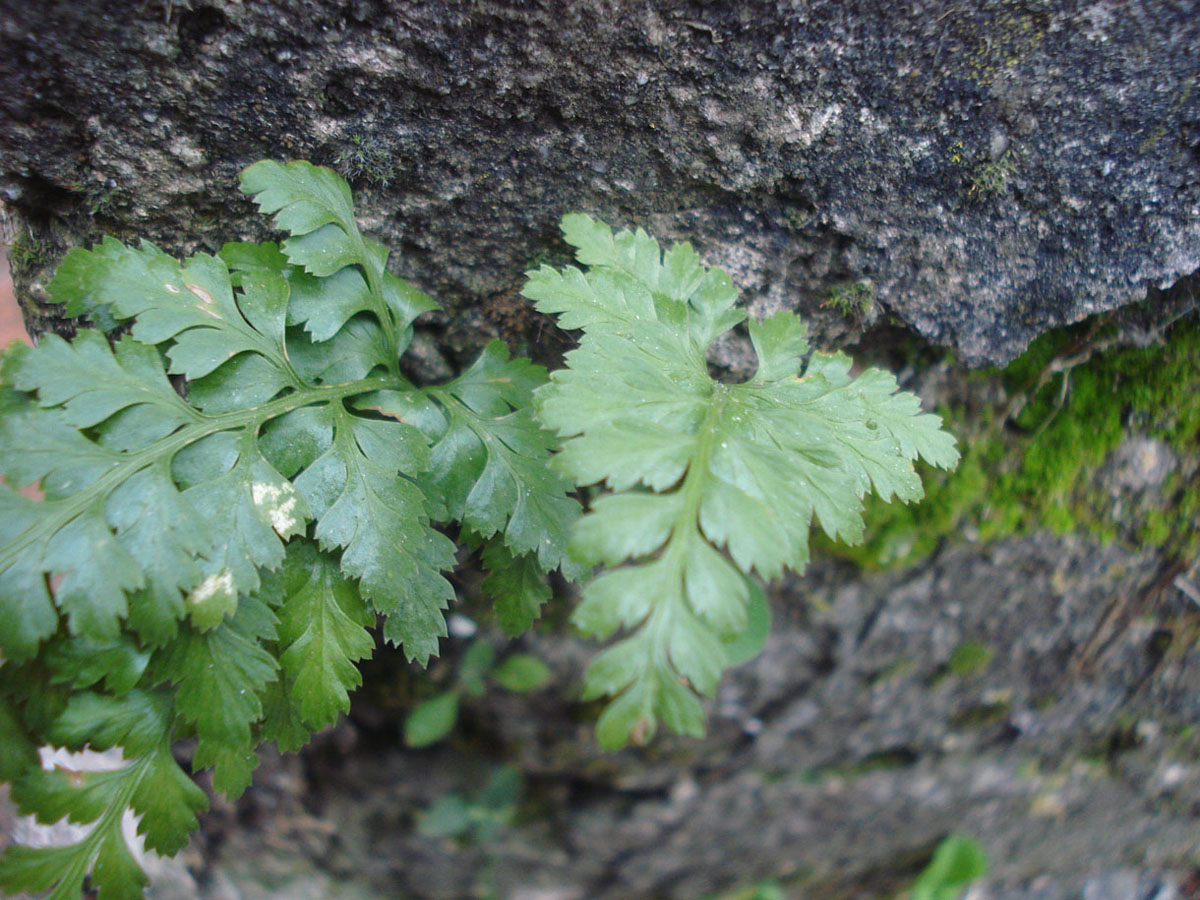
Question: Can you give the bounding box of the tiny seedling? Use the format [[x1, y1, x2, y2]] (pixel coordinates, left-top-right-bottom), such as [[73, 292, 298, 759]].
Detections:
[[404, 639, 553, 748], [418, 765, 523, 843], [910, 834, 988, 900]]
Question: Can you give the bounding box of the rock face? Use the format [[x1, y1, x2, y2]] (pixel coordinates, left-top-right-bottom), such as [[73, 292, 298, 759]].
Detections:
[[2, 0, 1199, 363], [152, 536, 1200, 900]]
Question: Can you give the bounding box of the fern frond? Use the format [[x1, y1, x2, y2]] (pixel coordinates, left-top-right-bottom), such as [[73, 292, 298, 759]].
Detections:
[[526, 216, 959, 748]]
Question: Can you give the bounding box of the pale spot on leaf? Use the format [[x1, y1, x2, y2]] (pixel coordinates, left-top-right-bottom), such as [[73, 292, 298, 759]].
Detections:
[[189, 570, 234, 605], [185, 283, 214, 304], [251, 481, 299, 535], [186, 282, 224, 319]]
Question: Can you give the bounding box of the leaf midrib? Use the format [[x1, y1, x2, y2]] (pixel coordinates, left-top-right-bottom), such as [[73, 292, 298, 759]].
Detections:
[[0, 375, 402, 581]]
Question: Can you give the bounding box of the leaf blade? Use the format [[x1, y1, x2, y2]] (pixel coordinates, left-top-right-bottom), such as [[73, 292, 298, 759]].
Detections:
[[530, 214, 959, 747]]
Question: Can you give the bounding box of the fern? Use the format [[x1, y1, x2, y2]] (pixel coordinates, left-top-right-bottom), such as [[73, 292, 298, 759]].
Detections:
[[0, 165, 956, 895], [0, 161, 577, 897], [524, 214, 959, 749]]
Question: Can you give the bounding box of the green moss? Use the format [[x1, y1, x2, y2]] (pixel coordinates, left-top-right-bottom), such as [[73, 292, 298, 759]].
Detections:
[[828, 310, 1200, 570], [334, 131, 399, 188], [1138, 506, 1172, 548], [783, 206, 814, 235], [947, 641, 995, 676], [949, 700, 1011, 729], [943, 5, 1048, 88], [868, 656, 916, 684], [1176, 486, 1200, 558], [7, 226, 51, 272], [1139, 76, 1195, 153], [85, 187, 133, 220], [821, 278, 876, 320], [1031, 693, 1059, 712], [968, 152, 1016, 200], [799, 748, 917, 783], [1169, 724, 1200, 763]]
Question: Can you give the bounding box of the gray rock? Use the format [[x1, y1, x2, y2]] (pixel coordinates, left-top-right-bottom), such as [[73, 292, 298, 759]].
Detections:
[[2, 0, 1198, 363], [166, 536, 1200, 900], [1103, 436, 1177, 495]]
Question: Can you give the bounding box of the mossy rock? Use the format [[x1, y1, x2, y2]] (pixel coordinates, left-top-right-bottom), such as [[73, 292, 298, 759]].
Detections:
[[828, 299, 1200, 570]]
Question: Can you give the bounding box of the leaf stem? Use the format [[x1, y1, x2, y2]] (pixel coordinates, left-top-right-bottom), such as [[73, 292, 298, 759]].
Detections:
[[28, 750, 154, 894], [642, 382, 728, 678], [354, 238, 401, 379]]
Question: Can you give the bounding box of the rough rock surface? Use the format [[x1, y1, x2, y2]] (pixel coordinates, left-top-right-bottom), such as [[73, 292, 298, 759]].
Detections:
[[1, 0, 1199, 364], [133, 534, 1198, 900]]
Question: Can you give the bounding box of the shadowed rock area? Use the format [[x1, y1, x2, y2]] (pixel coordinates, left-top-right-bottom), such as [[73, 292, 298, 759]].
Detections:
[[1, 0, 1199, 365], [143, 536, 1198, 900]]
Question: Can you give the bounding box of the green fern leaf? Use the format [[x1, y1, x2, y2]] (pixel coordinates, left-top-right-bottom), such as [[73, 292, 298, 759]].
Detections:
[[0, 180, 447, 662], [239, 159, 366, 276], [0, 377, 145, 648], [44, 634, 151, 695], [174, 428, 311, 627], [107, 465, 209, 646], [258, 677, 317, 754], [526, 216, 959, 749], [240, 159, 437, 367], [0, 691, 207, 898], [152, 597, 278, 796], [0, 698, 39, 782], [0, 160, 511, 896], [480, 538, 553, 636], [422, 340, 580, 571], [51, 241, 300, 393], [293, 403, 455, 664], [263, 539, 374, 729]]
